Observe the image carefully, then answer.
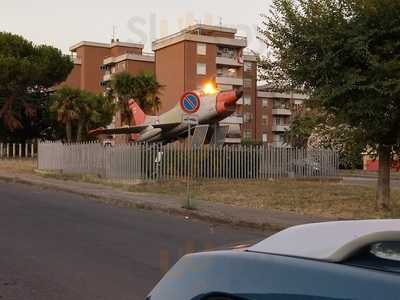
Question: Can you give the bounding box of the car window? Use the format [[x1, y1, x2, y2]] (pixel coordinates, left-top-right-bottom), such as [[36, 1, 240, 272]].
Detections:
[[345, 242, 400, 273], [371, 242, 400, 262]]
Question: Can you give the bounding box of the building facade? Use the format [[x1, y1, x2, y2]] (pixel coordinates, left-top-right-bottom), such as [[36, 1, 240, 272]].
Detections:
[[256, 86, 308, 146], [63, 40, 154, 94]]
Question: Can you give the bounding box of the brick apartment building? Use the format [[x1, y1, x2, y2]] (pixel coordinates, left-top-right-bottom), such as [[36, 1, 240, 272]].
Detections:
[[64, 40, 154, 94], [62, 24, 305, 146], [256, 86, 308, 146]]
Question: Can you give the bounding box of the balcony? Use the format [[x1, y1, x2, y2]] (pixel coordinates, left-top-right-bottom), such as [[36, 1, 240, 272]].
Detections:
[[103, 73, 112, 82], [216, 76, 243, 86], [220, 115, 244, 125], [70, 55, 81, 65], [224, 137, 241, 144], [216, 56, 242, 66], [272, 124, 290, 132], [237, 97, 251, 105], [272, 108, 292, 116]]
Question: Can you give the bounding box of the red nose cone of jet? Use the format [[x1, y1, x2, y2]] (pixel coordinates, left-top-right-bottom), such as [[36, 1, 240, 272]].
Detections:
[[216, 88, 243, 114]]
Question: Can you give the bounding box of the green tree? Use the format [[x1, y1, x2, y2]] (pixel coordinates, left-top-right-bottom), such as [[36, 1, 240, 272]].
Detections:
[[135, 72, 161, 113], [50, 87, 115, 143], [259, 0, 400, 209], [0, 32, 73, 140], [284, 110, 322, 148], [110, 72, 161, 125], [110, 72, 135, 124]]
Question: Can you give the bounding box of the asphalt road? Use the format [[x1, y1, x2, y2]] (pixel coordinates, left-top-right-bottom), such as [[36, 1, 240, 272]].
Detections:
[[342, 176, 400, 188], [0, 182, 267, 300]]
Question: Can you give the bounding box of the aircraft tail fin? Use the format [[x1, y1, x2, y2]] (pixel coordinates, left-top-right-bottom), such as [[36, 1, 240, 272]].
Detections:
[[128, 99, 146, 125]]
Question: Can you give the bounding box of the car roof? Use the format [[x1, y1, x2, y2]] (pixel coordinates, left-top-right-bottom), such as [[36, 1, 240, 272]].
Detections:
[[248, 220, 400, 262]]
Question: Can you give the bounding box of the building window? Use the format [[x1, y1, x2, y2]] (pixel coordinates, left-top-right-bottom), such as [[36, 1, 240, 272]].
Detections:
[[262, 99, 268, 107], [244, 62, 253, 72], [244, 112, 252, 123], [262, 133, 268, 143], [274, 116, 289, 126], [217, 66, 238, 78], [262, 115, 268, 126], [197, 43, 207, 55], [217, 46, 235, 58], [244, 79, 252, 88], [197, 63, 207, 75], [243, 95, 251, 105], [243, 130, 252, 140], [118, 62, 126, 71], [273, 99, 290, 109]]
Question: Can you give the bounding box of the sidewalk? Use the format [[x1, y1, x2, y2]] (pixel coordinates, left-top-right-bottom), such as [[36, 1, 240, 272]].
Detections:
[[0, 170, 333, 231]]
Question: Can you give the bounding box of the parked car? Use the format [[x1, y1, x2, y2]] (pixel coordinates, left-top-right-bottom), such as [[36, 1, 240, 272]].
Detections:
[[147, 220, 400, 300], [291, 158, 321, 176]]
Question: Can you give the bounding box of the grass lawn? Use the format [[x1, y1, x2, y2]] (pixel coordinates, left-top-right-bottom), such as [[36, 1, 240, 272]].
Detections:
[[128, 180, 400, 220], [0, 159, 36, 173]]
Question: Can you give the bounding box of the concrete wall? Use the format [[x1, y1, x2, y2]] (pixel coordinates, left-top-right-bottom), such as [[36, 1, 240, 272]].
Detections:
[[80, 46, 110, 94], [155, 42, 185, 112], [184, 41, 217, 91], [62, 64, 81, 89]]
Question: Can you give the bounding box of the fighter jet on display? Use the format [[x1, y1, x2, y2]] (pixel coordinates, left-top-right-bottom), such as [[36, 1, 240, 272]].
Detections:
[[90, 87, 243, 144]]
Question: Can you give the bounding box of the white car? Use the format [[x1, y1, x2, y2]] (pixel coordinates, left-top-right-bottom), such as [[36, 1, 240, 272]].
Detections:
[[147, 220, 400, 300]]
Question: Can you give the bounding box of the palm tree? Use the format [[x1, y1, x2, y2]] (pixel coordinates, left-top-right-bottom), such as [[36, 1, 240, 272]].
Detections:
[[74, 91, 92, 142], [51, 87, 115, 143], [50, 87, 80, 143], [111, 72, 162, 124], [111, 72, 137, 125], [135, 72, 162, 114]]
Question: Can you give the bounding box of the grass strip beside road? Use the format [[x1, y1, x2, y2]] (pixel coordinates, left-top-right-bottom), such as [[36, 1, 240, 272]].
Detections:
[[1, 160, 399, 221], [41, 173, 400, 220]]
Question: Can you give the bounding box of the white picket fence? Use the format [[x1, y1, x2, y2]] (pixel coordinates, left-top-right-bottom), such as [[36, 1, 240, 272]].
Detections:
[[0, 143, 37, 159], [37, 142, 339, 181]]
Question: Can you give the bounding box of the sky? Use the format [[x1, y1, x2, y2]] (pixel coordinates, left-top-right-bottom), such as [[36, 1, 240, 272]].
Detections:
[[0, 0, 272, 54]]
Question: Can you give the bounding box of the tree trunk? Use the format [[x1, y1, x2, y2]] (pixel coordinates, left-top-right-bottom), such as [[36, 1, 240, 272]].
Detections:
[[76, 119, 84, 143], [0, 96, 13, 117], [66, 121, 72, 143], [377, 144, 391, 210]]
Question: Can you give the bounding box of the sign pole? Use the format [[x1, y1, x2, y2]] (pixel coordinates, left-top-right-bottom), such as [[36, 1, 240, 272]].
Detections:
[[181, 113, 198, 210], [186, 122, 192, 209]]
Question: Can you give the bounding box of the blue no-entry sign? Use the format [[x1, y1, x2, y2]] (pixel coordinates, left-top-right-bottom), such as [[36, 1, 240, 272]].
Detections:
[[180, 92, 200, 114]]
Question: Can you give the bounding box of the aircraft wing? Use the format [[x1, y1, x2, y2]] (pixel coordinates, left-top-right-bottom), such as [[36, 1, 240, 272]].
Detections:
[[153, 123, 181, 130], [90, 123, 181, 136], [89, 125, 149, 135]]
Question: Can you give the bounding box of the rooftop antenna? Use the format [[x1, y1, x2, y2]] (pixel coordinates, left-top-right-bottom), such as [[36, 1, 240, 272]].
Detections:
[[218, 17, 223, 27], [112, 25, 117, 42], [194, 19, 201, 35]]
